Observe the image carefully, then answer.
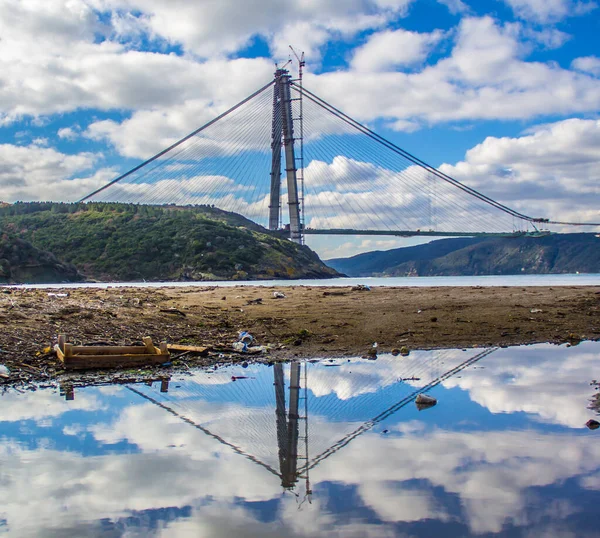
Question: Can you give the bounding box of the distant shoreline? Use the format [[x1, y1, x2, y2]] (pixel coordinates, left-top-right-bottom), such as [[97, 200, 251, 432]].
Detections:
[[4, 272, 600, 289]]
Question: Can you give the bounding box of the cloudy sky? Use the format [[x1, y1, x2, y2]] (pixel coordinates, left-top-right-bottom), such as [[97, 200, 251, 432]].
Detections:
[[0, 0, 599, 258]]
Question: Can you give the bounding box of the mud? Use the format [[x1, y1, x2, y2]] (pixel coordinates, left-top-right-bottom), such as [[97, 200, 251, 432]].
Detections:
[[1, 284, 599, 389]]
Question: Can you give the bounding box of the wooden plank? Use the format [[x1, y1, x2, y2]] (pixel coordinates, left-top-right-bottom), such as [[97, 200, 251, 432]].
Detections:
[[54, 344, 65, 362], [159, 342, 168, 354], [64, 354, 168, 370], [64, 343, 73, 358], [70, 346, 149, 355], [167, 344, 210, 355], [58, 334, 66, 353], [143, 336, 157, 354]]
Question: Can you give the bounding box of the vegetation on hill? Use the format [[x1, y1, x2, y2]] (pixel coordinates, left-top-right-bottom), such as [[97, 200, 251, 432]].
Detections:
[[0, 202, 339, 282], [326, 234, 600, 276], [0, 234, 83, 284]]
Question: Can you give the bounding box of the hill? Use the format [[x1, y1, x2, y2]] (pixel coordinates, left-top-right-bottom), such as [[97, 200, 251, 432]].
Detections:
[[0, 234, 83, 284], [326, 234, 600, 276], [0, 202, 339, 282]]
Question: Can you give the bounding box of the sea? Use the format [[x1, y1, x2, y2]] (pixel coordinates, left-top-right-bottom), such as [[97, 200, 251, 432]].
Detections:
[[8, 273, 600, 289]]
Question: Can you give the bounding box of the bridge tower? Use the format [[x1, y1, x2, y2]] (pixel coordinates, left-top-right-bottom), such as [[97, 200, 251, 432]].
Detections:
[[269, 68, 302, 244]]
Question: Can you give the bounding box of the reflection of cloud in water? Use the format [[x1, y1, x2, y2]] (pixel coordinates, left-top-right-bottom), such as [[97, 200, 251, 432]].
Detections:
[[442, 342, 598, 427], [1, 343, 600, 537], [305, 349, 473, 400], [0, 389, 104, 424], [1, 426, 599, 537]]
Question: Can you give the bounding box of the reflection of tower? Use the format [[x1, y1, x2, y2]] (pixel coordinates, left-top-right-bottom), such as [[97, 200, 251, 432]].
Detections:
[[274, 362, 301, 489]]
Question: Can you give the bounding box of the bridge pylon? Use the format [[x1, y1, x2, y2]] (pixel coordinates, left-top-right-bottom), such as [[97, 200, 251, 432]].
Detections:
[[269, 68, 302, 244]]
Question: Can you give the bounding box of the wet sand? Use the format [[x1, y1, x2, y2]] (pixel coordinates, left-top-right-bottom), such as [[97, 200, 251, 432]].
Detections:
[[1, 285, 599, 385]]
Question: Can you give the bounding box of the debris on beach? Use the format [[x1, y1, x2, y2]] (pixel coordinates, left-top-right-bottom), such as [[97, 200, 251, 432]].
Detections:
[[415, 393, 437, 410], [363, 346, 378, 360], [167, 343, 210, 356], [273, 291, 286, 299], [55, 334, 170, 370], [352, 284, 371, 291], [0, 364, 9, 379]]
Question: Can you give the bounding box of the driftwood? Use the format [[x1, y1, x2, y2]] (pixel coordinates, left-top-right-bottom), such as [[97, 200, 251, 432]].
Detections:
[[166, 343, 210, 356], [55, 334, 170, 370]]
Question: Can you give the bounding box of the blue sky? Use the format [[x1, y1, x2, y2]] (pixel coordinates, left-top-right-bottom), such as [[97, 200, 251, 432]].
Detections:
[[0, 0, 599, 257]]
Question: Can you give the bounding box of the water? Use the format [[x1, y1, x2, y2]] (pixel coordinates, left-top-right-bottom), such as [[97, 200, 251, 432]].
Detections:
[[7, 273, 600, 289], [1, 342, 599, 537]]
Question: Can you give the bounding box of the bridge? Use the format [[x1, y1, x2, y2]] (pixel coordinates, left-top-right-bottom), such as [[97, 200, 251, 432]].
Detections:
[[80, 64, 598, 245], [124, 348, 496, 498]]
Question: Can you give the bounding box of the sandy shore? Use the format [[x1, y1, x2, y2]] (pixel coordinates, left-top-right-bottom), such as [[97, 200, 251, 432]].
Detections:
[[1, 285, 599, 385]]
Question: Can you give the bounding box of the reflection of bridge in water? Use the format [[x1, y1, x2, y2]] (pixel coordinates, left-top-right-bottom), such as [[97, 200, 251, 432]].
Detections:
[[127, 348, 496, 496]]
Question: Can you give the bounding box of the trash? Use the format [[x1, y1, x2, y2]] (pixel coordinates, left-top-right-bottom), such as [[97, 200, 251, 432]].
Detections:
[[273, 291, 286, 299], [248, 345, 269, 353], [232, 341, 246, 352], [417, 309, 422, 314], [48, 292, 69, 298], [400, 346, 410, 356], [372, 342, 378, 348], [586, 419, 600, 430], [363, 347, 378, 360], [54, 334, 170, 370], [352, 284, 371, 291], [0, 365, 9, 379], [391, 348, 400, 356], [239, 331, 253, 345], [415, 393, 437, 410], [530, 308, 543, 313]]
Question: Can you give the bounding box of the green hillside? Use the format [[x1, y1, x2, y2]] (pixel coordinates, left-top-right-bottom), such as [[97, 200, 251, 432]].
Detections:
[[326, 234, 600, 276], [0, 234, 83, 284], [0, 202, 339, 282]]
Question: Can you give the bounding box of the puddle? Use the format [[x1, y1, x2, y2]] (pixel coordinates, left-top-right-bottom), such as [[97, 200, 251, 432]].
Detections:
[[1, 343, 599, 537]]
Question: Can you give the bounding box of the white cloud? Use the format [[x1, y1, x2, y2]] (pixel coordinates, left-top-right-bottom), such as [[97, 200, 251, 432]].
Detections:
[[572, 56, 600, 77], [309, 16, 600, 126], [502, 0, 598, 23], [0, 143, 116, 202], [57, 126, 80, 140], [351, 28, 444, 71], [437, 0, 471, 14], [89, 0, 413, 60], [439, 118, 600, 226]]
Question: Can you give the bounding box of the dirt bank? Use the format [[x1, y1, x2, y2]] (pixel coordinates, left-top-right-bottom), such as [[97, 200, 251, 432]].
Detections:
[[1, 285, 599, 387]]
